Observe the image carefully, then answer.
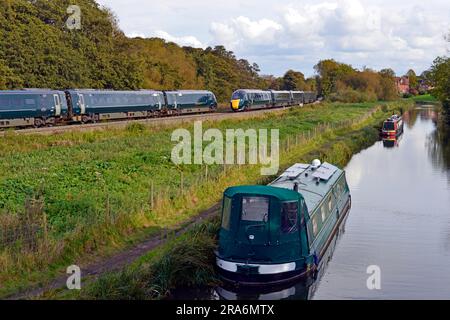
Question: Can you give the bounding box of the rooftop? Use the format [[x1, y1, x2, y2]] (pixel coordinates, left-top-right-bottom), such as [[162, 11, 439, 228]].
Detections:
[[270, 162, 343, 213]]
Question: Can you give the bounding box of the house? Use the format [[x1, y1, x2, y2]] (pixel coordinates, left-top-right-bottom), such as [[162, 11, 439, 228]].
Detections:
[[395, 76, 410, 94]]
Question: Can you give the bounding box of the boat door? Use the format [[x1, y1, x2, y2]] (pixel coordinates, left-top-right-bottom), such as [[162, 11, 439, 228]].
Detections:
[[78, 93, 86, 114], [53, 94, 61, 116], [237, 196, 271, 247]]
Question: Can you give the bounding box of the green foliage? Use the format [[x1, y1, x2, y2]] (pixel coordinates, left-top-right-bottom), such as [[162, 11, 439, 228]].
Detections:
[[406, 69, 418, 88], [430, 56, 450, 113], [314, 60, 398, 102], [281, 70, 306, 90]]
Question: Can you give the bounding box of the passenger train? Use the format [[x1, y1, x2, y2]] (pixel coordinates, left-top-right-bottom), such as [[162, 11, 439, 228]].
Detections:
[[231, 89, 317, 111], [0, 88, 318, 129]]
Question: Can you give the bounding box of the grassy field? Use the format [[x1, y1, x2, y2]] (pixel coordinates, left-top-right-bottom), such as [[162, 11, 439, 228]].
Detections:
[[0, 100, 413, 297]]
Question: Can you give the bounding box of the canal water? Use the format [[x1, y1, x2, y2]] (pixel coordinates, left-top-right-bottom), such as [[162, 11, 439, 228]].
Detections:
[[313, 105, 450, 300], [174, 105, 450, 300]]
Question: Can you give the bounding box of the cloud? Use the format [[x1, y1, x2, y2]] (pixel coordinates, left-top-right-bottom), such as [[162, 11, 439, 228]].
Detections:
[[210, 17, 283, 50], [208, 0, 449, 75], [152, 30, 205, 48]]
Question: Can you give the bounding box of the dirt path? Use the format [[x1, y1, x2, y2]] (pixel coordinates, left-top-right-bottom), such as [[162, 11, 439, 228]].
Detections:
[[8, 203, 221, 300]]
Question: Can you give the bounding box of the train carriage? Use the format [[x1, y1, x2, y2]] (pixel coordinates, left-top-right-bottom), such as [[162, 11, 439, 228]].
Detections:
[[65, 90, 165, 123], [270, 90, 292, 107], [290, 91, 305, 106], [231, 89, 272, 111], [303, 91, 317, 104], [164, 90, 217, 114], [0, 89, 68, 128]]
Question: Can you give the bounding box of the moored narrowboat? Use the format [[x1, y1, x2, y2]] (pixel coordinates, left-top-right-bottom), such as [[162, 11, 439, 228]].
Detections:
[[381, 114, 404, 137], [216, 160, 351, 286]]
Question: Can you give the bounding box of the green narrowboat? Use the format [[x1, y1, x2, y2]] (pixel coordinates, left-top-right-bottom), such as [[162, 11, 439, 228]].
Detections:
[[216, 160, 351, 285]]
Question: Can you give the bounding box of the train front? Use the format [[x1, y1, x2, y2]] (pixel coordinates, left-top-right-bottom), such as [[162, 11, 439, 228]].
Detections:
[[230, 90, 247, 111], [216, 185, 314, 286]]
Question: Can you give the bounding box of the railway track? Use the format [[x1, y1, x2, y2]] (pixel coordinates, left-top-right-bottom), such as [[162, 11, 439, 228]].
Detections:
[[0, 106, 294, 136]]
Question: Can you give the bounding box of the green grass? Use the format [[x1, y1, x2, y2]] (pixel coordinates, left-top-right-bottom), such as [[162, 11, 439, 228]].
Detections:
[[0, 100, 413, 297], [409, 94, 439, 103]]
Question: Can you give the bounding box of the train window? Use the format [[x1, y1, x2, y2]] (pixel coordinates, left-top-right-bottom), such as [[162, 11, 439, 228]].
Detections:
[[328, 195, 333, 212], [0, 96, 10, 109], [281, 202, 298, 234], [232, 91, 246, 100], [25, 98, 36, 106], [242, 196, 269, 222], [9, 97, 23, 108], [221, 197, 232, 230]]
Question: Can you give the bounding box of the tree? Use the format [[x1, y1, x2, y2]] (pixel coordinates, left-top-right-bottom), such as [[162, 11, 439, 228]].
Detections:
[[314, 59, 355, 97], [406, 69, 418, 88], [430, 56, 450, 113], [379, 68, 396, 78], [281, 70, 306, 90]]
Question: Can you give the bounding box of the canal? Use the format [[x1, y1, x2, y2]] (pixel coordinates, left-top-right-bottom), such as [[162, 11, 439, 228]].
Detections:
[[313, 105, 450, 299], [211, 104, 450, 300]]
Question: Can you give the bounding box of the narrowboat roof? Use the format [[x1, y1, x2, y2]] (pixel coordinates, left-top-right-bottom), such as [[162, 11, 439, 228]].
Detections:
[[224, 185, 302, 202], [270, 162, 344, 213]]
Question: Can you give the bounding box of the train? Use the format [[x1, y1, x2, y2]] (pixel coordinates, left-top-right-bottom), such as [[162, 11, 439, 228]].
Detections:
[[230, 89, 317, 111], [0, 88, 318, 129], [0, 89, 218, 128]]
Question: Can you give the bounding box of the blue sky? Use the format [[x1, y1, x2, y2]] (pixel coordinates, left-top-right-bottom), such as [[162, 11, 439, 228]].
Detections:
[[96, 0, 450, 77]]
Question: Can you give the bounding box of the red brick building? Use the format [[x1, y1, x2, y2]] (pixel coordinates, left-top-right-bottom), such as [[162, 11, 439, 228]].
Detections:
[[395, 76, 410, 94]]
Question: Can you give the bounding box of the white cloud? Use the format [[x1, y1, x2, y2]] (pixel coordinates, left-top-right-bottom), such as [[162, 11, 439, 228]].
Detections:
[[153, 30, 205, 48]]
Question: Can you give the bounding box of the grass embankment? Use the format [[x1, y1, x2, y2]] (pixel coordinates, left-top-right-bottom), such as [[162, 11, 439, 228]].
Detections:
[[0, 100, 413, 297], [43, 99, 413, 300], [409, 94, 440, 104]]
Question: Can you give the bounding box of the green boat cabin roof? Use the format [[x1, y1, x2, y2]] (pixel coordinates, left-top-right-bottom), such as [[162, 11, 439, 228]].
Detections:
[[270, 162, 344, 213], [224, 185, 302, 202]]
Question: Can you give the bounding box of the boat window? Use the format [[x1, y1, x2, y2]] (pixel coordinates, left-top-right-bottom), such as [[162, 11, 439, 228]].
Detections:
[[221, 197, 232, 230], [328, 195, 333, 212], [281, 202, 298, 234], [383, 121, 395, 130], [321, 204, 327, 222], [242, 196, 269, 222], [312, 216, 319, 236]]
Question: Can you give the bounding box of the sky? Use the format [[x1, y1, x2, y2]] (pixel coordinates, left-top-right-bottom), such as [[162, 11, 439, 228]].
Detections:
[[96, 0, 450, 77]]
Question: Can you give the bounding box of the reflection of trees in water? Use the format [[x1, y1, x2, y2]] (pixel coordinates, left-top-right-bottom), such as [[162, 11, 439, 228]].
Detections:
[[404, 108, 419, 129], [426, 110, 450, 177]]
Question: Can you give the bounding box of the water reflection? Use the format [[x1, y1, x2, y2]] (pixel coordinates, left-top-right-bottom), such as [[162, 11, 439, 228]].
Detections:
[[314, 105, 450, 299], [382, 134, 403, 148]]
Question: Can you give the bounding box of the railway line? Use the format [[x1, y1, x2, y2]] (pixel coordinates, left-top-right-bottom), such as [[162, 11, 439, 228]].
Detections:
[[0, 105, 296, 136]]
